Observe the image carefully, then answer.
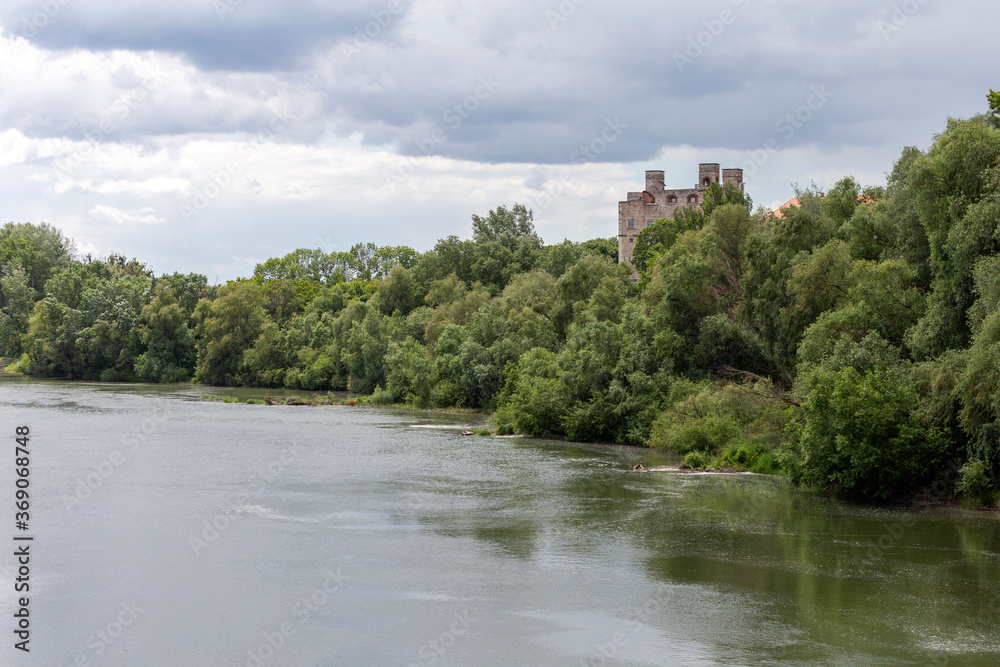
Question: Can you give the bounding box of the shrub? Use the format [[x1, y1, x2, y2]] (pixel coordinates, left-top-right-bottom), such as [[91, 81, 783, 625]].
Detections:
[[713, 441, 782, 474], [430, 379, 463, 408], [789, 367, 951, 501], [716, 441, 761, 469], [957, 459, 995, 508], [562, 392, 619, 443], [490, 348, 568, 437], [648, 380, 793, 453], [370, 385, 395, 405], [681, 451, 708, 469], [749, 450, 782, 475], [650, 415, 739, 454]]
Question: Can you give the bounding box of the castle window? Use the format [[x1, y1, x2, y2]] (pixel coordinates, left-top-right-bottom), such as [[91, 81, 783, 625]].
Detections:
[[627, 219, 635, 230], [646, 219, 654, 227], [688, 195, 698, 204], [703, 178, 711, 186], [667, 195, 677, 203]]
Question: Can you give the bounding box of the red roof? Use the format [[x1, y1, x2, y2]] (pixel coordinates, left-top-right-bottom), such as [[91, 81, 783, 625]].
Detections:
[[771, 198, 802, 219]]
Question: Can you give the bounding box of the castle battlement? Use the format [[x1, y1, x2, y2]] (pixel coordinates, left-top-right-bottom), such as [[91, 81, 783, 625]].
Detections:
[[618, 163, 744, 278]]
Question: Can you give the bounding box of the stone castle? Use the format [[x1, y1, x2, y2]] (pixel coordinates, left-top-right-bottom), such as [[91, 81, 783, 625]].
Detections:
[[618, 163, 744, 277]]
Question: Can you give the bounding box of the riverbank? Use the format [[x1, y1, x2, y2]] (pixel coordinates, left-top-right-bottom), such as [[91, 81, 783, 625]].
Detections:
[[1, 372, 991, 509]]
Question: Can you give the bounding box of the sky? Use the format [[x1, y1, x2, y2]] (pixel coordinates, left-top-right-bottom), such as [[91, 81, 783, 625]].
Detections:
[[0, 0, 997, 281]]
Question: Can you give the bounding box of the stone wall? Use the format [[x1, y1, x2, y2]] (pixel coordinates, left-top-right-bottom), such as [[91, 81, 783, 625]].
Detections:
[[618, 163, 744, 278]]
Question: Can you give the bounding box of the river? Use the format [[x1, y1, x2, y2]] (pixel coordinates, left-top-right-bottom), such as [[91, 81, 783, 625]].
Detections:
[[1, 375, 999, 666]]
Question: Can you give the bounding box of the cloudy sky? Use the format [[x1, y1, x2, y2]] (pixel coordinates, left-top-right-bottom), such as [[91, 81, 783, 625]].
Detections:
[[0, 0, 996, 280]]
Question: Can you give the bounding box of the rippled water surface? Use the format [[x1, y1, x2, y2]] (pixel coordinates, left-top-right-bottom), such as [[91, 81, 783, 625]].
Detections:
[[2, 375, 999, 666]]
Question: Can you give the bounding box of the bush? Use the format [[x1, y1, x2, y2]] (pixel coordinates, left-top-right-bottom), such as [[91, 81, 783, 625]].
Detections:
[[957, 459, 995, 508], [749, 450, 782, 475], [370, 385, 395, 405], [650, 415, 739, 453], [490, 348, 568, 437], [789, 367, 951, 501], [648, 380, 793, 453], [430, 379, 463, 408], [716, 441, 760, 469], [713, 441, 782, 474], [562, 392, 619, 443], [681, 451, 708, 469]]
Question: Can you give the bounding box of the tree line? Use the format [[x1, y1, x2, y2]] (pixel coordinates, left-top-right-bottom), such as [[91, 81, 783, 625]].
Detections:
[[3, 98, 1000, 504]]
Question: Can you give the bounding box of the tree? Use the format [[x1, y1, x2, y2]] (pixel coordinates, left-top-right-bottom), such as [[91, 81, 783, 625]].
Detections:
[[0, 266, 34, 355], [371, 266, 422, 316], [492, 348, 568, 437], [471, 203, 536, 242], [253, 248, 347, 285], [412, 236, 474, 285], [904, 116, 1000, 359], [469, 204, 543, 290], [789, 367, 950, 501], [194, 281, 268, 385], [0, 221, 75, 290], [135, 286, 197, 382]]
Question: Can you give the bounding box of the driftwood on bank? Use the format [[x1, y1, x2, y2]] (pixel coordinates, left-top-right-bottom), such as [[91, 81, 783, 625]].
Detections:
[[265, 396, 313, 406]]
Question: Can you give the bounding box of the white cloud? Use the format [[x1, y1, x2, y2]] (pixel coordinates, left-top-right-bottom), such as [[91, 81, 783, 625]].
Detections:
[[89, 204, 165, 225], [0, 1, 997, 280]]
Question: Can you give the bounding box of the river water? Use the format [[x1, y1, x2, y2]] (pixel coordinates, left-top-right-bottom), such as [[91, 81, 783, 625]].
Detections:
[[1, 375, 999, 666]]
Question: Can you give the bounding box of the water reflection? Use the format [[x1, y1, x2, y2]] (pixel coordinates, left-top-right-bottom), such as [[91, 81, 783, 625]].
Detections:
[[5, 375, 1000, 665]]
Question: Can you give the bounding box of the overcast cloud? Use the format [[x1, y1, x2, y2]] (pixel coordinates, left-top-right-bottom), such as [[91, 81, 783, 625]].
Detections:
[[0, 0, 996, 279]]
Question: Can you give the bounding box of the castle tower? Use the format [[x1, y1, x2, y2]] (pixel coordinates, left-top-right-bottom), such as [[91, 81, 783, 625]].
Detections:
[[722, 168, 745, 191], [645, 170, 665, 192], [618, 162, 748, 279], [698, 163, 720, 190]]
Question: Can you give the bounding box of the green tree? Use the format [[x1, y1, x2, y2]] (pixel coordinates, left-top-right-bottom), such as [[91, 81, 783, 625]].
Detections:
[[904, 116, 1000, 359], [492, 348, 568, 437], [134, 286, 197, 382], [469, 204, 543, 290], [0, 266, 34, 355], [194, 281, 268, 385], [789, 367, 950, 501]]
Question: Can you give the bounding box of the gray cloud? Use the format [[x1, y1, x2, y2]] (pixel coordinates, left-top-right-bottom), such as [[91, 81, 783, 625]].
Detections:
[[4, 0, 401, 70], [4, 0, 997, 167], [1, 0, 999, 282]]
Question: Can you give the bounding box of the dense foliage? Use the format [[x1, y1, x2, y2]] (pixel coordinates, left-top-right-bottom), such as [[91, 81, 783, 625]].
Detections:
[[4, 101, 1000, 503]]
